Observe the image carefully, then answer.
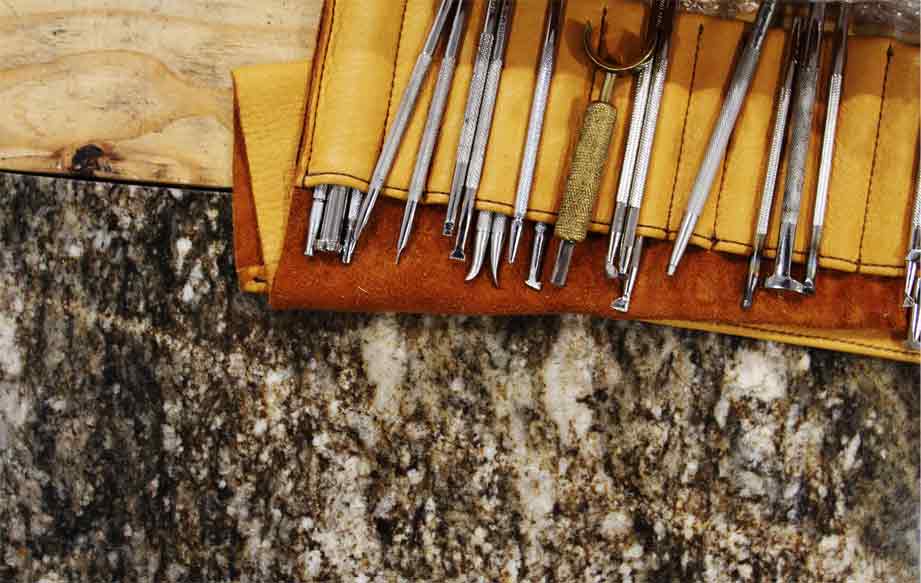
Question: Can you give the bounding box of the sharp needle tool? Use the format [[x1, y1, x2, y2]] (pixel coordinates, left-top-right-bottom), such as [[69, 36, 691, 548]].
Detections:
[[667, 0, 778, 276], [396, 0, 469, 263], [765, 3, 825, 294], [506, 0, 563, 270], [452, 0, 514, 272], [742, 16, 802, 309], [444, 0, 502, 237], [804, 4, 850, 294], [343, 0, 456, 264]]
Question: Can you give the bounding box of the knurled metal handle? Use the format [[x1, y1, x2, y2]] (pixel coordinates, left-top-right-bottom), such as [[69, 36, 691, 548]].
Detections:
[[555, 101, 617, 242]]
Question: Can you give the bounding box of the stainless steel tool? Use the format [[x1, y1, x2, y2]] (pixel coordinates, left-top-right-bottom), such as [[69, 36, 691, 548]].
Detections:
[[342, 188, 365, 260], [903, 137, 921, 308], [488, 212, 506, 286], [317, 185, 348, 253], [667, 0, 778, 276], [465, 210, 493, 281], [804, 4, 850, 293], [304, 184, 329, 257], [450, 0, 514, 261], [742, 17, 802, 309], [525, 222, 550, 290], [396, 0, 468, 263], [550, 9, 656, 287], [618, 0, 675, 276], [765, 3, 825, 294], [507, 0, 563, 267], [343, 0, 456, 263], [611, 236, 644, 312], [605, 63, 651, 279], [443, 0, 502, 237]]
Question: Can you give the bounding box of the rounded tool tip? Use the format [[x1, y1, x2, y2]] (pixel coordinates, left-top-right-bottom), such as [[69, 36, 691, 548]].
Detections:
[[666, 262, 678, 277], [604, 262, 620, 280], [802, 279, 816, 295]]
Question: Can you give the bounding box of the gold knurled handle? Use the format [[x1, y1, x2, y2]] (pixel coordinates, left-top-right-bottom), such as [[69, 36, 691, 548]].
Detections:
[[554, 101, 617, 242]]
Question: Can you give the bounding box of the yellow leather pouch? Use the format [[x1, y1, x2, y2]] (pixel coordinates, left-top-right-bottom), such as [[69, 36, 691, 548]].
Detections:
[[232, 0, 921, 362]]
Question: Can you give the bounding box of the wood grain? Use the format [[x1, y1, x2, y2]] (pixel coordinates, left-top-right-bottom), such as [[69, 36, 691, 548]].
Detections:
[[0, 1, 322, 187]]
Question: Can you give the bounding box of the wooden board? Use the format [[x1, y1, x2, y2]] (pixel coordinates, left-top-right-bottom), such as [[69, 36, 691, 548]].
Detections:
[[0, 1, 323, 187]]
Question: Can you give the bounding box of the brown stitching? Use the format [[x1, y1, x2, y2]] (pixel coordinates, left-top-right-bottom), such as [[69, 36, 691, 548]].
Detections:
[[382, 0, 412, 135], [857, 44, 893, 265], [305, 0, 337, 180], [665, 23, 704, 233], [711, 149, 732, 239]]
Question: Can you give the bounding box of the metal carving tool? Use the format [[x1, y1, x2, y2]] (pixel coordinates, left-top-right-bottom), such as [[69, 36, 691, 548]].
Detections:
[[465, 210, 493, 281], [525, 222, 549, 290], [667, 0, 778, 276], [396, 0, 468, 264], [317, 185, 348, 253], [450, 0, 514, 261], [341, 188, 364, 262], [488, 212, 506, 286], [443, 0, 501, 237], [343, 0, 456, 263], [611, 236, 644, 312], [742, 17, 802, 309], [903, 138, 921, 307], [907, 275, 921, 350], [507, 0, 563, 266], [618, 0, 676, 276], [804, 4, 850, 294], [550, 9, 656, 287], [605, 62, 651, 279], [765, 3, 825, 294], [304, 184, 329, 256]]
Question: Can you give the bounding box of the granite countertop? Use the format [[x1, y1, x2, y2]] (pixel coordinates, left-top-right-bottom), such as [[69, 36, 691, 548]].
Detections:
[[0, 172, 917, 582]]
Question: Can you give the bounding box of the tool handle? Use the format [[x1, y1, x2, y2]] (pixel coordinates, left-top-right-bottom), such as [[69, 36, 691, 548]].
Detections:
[[628, 36, 670, 209], [512, 2, 559, 219], [408, 3, 468, 203], [447, 1, 498, 197], [685, 0, 777, 219], [780, 8, 824, 226], [464, 0, 513, 191], [812, 6, 849, 229], [756, 19, 800, 235], [615, 64, 651, 207], [554, 101, 617, 242]]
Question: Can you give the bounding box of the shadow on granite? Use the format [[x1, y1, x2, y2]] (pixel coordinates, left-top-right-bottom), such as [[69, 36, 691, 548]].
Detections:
[[0, 172, 918, 582]]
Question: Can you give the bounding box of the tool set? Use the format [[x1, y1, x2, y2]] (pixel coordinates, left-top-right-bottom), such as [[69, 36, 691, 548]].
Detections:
[[302, 0, 921, 351]]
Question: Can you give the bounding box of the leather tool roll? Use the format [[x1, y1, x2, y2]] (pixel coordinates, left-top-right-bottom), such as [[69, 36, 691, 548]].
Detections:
[[232, 0, 921, 362]]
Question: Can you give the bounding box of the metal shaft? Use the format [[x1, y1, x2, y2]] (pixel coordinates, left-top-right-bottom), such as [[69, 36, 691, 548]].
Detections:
[[742, 16, 802, 308], [667, 0, 778, 276], [465, 210, 493, 281], [525, 222, 549, 290], [396, 0, 468, 263], [508, 0, 561, 265], [304, 184, 329, 257], [904, 137, 921, 307], [605, 62, 651, 278], [451, 0, 514, 261], [804, 4, 850, 293], [444, 0, 501, 237], [344, 0, 455, 262], [765, 3, 825, 294]]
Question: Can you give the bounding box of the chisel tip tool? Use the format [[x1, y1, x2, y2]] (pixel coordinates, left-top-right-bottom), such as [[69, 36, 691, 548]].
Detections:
[[524, 222, 549, 291]]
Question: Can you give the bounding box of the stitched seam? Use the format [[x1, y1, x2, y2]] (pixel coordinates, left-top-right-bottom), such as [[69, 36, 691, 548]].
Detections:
[[383, 0, 412, 135], [665, 23, 704, 233], [857, 43, 893, 266], [305, 0, 337, 181], [710, 150, 731, 239]]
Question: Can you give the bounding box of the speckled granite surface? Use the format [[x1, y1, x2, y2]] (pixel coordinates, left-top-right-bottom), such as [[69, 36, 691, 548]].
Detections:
[[0, 172, 918, 582]]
